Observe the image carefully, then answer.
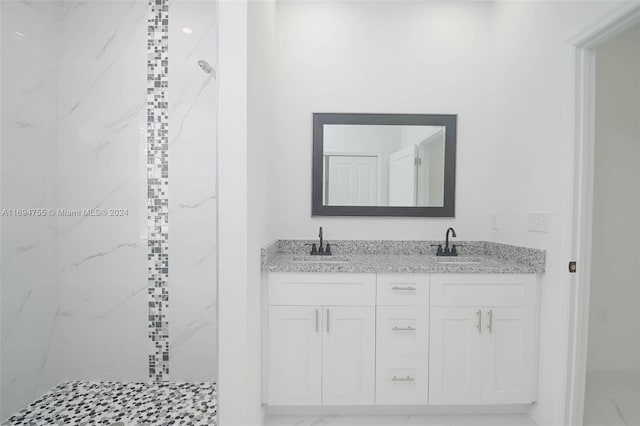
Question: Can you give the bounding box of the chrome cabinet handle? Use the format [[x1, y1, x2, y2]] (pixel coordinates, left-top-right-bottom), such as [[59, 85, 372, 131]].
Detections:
[[476, 309, 482, 333], [487, 309, 493, 333], [326, 309, 330, 333], [392, 286, 416, 291], [392, 375, 415, 382], [315, 309, 319, 333], [392, 326, 416, 331]]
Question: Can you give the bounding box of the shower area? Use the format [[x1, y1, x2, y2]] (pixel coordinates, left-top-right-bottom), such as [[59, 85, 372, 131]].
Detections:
[[0, 0, 218, 424]]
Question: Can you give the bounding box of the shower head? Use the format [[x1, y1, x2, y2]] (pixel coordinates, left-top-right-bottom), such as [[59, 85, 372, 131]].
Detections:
[[198, 60, 215, 77]]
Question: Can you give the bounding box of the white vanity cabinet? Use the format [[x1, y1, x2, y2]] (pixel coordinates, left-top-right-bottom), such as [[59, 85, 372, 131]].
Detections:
[[429, 274, 537, 405], [267, 273, 376, 406], [266, 271, 538, 408]]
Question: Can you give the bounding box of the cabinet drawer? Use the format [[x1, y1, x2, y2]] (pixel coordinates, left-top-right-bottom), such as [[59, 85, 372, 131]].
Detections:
[[376, 306, 428, 356], [376, 355, 428, 405], [377, 274, 429, 306], [269, 272, 376, 306], [430, 274, 537, 307]]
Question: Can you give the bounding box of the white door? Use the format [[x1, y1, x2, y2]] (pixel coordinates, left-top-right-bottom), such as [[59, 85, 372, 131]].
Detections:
[[327, 155, 378, 206], [388, 145, 416, 206], [268, 306, 322, 405], [482, 308, 536, 404], [429, 307, 483, 405], [322, 306, 376, 405]]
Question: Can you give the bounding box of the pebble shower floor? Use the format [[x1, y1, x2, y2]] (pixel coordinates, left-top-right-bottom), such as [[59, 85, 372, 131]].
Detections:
[[1, 382, 217, 425]]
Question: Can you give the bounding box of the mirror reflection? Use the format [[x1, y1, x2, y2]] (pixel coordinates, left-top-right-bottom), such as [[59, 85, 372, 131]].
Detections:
[[323, 125, 445, 207]]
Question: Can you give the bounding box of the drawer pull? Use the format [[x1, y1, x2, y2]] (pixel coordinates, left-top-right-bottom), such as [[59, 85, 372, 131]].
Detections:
[[392, 375, 415, 382], [392, 286, 416, 291], [392, 326, 416, 332]]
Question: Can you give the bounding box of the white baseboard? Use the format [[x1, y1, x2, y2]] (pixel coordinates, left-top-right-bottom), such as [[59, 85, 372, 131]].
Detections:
[[586, 361, 640, 373], [528, 403, 552, 426], [264, 404, 532, 417]]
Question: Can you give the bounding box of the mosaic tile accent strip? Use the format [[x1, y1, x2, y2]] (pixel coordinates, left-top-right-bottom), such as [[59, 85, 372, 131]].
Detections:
[[147, 0, 170, 382], [1, 381, 217, 426]]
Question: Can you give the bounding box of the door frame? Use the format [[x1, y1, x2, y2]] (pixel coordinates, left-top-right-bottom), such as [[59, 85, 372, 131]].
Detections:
[[564, 4, 640, 426]]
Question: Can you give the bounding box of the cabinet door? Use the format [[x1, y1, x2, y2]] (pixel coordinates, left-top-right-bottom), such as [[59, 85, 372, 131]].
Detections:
[[482, 307, 536, 404], [268, 306, 322, 405], [429, 307, 483, 405], [322, 306, 376, 405]]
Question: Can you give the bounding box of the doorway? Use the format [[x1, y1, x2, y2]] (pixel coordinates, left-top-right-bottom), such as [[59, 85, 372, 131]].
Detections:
[[583, 23, 640, 426], [566, 5, 640, 426]]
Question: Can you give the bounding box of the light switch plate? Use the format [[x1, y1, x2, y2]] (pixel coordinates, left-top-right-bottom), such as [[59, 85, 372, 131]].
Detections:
[[528, 212, 550, 233]]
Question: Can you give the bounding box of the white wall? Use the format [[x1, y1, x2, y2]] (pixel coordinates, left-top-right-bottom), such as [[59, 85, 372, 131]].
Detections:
[[217, 0, 257, 424], [486, 3, 625, 425], [400, 126, 442, 148], [254, 2, 624, 425], [248, 0, 277, 424], [587, 24, 640, 373], [269, 0, 496, 241], [0, 1, 60, 418]]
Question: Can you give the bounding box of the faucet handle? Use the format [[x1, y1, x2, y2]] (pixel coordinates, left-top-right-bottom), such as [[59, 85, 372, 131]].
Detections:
[[430, 244, 443, 256], [304, 243, 318, 255], [325, 243, 332, 256]]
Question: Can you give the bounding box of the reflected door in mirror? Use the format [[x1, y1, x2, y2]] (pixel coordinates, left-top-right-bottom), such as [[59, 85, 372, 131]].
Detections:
[[325, 155, 379, 206], [389, 145, 417, 206]]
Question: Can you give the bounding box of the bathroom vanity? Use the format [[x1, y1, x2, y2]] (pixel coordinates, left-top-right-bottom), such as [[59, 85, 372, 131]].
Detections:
[[261, 240, 545, 408]]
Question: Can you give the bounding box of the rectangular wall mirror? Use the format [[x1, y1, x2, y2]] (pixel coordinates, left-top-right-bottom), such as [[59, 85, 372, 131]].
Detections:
[[312, 113, 457, 217]]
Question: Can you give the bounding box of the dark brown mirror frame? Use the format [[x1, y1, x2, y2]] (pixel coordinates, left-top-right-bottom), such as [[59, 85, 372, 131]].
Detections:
[[312, 113, 457, 217]]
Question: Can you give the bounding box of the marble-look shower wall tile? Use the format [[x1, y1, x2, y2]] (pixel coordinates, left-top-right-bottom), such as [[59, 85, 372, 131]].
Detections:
[[44, 0, 149, 386], [0, 1, 60, 419], [168, 0, 218, 382]]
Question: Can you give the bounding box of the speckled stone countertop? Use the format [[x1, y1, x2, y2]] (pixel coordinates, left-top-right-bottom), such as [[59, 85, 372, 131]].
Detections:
[[261, 240, 545, 274]]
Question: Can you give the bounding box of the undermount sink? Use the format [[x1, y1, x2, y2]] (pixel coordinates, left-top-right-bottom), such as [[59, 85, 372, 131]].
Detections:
[[292, 255, 350, 263], [436, 257, 483, 265]]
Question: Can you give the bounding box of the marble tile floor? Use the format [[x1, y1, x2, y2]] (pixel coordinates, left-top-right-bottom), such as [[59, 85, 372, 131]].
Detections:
[[1, 381, 217, 426], [264, 414, 537, 426], [584, 370, 640, 426]]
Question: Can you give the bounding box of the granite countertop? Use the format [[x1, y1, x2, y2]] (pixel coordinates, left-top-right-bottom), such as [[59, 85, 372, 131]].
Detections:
[[262, 240, 545, 274]]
